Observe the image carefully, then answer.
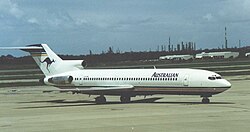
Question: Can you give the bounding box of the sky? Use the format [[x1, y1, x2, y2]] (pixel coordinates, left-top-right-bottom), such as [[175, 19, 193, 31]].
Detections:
[[0, 0, 250, 56]]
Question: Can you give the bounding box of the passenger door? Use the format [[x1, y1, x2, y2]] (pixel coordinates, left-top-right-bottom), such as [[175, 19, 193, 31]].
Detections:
[[183, 75, 189, 86], [79, 77, 83, 85]]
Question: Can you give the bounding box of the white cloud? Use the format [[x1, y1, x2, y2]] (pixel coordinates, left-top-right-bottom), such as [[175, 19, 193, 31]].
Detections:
[[0, 0, 23, 18], [1, 0, 250, 55], [9, 2, 23, 18], [218, 0, 250, 23], [203, 13, 213, 21], [27, 18, 39, 24]]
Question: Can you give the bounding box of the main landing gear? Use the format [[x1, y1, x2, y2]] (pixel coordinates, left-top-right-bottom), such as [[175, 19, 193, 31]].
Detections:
[[95, 95, 106, 104], [95, 95, 132, 104], [120, 96, 131, 103]]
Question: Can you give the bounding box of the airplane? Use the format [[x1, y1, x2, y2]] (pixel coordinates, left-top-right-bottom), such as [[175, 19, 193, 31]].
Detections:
[[1, 44, 231, 104]]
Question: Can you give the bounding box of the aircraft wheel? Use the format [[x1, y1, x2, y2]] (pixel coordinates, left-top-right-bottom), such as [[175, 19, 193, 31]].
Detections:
[[120, 96, 131, 103], [202, 97, 210, 104], [95, 95, 106, 104]]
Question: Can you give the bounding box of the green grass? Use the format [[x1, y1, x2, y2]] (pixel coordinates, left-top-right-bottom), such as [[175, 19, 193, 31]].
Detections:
[[218, 71, 250, 76], [0, 75, 44, 80], [0, 71, 42, 75], [0, 82, 44, 88]]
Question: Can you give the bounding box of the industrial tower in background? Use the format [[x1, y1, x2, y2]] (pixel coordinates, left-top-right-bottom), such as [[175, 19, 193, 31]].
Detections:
[[225, 27, 228, 49]]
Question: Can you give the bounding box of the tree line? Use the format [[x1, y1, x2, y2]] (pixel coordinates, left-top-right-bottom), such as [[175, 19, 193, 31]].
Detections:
[[0, 46, 250, 68]]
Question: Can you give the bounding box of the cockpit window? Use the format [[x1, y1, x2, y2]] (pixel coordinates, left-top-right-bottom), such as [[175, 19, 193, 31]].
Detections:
[[208, 75, 222, 80], [216, 76, 222, 79], [208, 77, 216, 80]]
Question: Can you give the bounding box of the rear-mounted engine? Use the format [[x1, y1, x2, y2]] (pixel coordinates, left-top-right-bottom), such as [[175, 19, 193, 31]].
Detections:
[[48, 76, 73, 84]]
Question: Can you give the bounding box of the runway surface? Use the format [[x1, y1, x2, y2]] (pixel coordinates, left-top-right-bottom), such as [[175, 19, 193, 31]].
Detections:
[[0, 80, 250, 132]]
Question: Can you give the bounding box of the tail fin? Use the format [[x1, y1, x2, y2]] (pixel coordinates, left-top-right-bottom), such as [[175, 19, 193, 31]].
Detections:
[[1, 44, 76, 76], [24, 44, 63, 76], [0, 44, 81, 76]]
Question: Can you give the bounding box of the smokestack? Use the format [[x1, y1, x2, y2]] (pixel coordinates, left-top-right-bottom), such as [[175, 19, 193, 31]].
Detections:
[[239, 40, 241, 48], [168, 37, 171, 52], [181, 42, 184, 51], [225, 27, 228, 49], [177, 44, 180, 51]]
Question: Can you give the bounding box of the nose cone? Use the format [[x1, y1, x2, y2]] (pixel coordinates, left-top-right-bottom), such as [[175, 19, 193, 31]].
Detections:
[[222, 79, 231, 88]]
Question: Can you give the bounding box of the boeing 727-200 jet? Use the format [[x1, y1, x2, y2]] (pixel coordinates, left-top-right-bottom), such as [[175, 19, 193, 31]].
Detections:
[[1, 44, 231, 103]]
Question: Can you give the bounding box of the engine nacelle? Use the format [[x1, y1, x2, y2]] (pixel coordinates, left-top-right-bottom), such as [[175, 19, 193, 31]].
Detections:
[[48, 75, 73, 85], [39, 78, 45, 84], [63, 60, 87, 69], [81, 60, 87, 68]]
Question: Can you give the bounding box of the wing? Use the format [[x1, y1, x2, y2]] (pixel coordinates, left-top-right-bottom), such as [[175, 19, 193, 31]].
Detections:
[[51, 85, 134, 93]]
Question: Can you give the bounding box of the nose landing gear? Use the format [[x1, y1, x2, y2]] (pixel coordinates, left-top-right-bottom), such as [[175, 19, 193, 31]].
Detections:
[[201, 95, 211, 103], [202, 97, 210, 103]]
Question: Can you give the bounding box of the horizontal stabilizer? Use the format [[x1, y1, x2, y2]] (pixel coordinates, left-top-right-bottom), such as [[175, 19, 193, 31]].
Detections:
[[0, 45, 45, 53], [0, 44, 64, 76], [0, 47, 43, 50]]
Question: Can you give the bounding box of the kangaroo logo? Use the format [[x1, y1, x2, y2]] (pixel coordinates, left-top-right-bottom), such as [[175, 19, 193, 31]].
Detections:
[[40, 57, 55, 72]]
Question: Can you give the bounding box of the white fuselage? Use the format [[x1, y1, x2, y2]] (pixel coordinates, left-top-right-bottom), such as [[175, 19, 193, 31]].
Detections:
[[1, 44, 232, 103], [45, 68, 231, 96]]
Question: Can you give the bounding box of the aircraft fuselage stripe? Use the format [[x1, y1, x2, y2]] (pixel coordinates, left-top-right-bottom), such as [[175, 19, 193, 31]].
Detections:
[[134, 87, 228, 93]]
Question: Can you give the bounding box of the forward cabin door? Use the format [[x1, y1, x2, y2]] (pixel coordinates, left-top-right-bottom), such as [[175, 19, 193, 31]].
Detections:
[[79, 77, 83, 85], [183, 75, 189, 86]]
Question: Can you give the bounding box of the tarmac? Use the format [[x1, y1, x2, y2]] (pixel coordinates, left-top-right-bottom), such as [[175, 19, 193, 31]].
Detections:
[[0, 79, 250, 132]]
